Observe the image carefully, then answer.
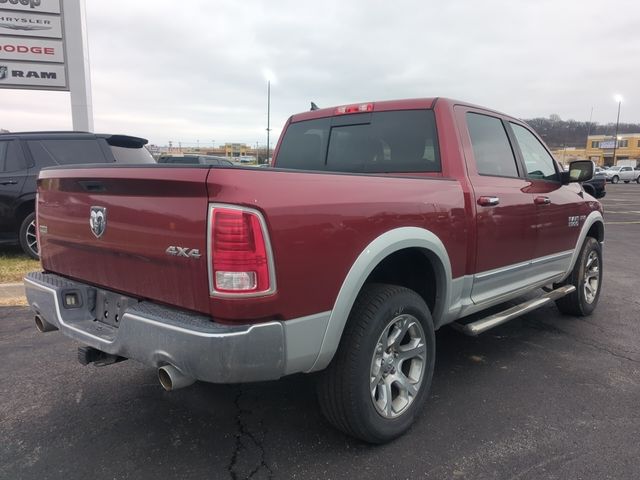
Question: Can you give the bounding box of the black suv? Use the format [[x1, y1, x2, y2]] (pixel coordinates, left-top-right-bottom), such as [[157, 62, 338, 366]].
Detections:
[[0, 131, 154, 259]]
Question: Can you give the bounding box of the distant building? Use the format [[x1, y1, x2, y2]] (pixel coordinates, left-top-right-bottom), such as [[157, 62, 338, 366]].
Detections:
[[585, 134, 640, 167], [224, 143, 250, 158], [552, 147, 587, 166]]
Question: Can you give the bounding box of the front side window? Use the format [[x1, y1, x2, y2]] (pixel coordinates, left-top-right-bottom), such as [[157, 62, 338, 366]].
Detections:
[[466, 113, 518, 177], [510, 123, 558, 181]]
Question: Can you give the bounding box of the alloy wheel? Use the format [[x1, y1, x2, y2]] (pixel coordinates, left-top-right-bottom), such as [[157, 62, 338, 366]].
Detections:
[[370, 314, 426, 419], [583, 251, 600, 304], [26, 219, 39, 257]]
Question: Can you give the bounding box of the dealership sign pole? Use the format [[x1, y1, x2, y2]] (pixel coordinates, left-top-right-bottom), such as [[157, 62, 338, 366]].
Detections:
[[0, 0, 94, 131]]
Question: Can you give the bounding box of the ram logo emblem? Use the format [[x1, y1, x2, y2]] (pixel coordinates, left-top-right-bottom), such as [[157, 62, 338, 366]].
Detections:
[[89, 206, 107, 238]]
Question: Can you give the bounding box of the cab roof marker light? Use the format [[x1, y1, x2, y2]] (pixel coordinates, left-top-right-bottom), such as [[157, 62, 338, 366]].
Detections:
[[334, 103, 374, 115]]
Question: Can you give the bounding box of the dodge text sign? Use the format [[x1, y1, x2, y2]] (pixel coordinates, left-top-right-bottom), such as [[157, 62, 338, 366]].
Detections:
[[0, 37, 63, 62]]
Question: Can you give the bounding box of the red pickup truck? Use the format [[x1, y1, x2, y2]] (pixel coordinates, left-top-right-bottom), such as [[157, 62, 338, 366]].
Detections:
[[25, 98, 604, 443]]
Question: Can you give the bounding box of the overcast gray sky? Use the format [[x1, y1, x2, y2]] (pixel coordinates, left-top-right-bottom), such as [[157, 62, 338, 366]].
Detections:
[[1, 0, 638, 146]]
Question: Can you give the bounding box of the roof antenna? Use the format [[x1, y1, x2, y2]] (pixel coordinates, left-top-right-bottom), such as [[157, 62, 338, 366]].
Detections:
[[310, 102, 319, 111]]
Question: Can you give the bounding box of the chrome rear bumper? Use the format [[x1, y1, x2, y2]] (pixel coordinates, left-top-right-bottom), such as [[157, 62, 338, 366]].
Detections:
[[24, 272, 286, 383]]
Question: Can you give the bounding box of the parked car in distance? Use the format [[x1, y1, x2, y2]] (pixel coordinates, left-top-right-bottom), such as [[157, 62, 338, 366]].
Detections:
[[0, 131, 154, 259], [605, 165, 640, 184], [582, 166, 606, 198], [25, 98, 604, 444], [157, 155, 234, 166]]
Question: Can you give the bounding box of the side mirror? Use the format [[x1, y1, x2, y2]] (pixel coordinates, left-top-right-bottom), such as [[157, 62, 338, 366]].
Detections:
[[562, 160, 594, 184]]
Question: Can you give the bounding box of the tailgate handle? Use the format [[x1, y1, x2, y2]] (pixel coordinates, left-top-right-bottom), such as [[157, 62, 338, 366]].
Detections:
[[78, 181, 106, 192], [478, 196, 500, 207], [534, 196, 551, 205]]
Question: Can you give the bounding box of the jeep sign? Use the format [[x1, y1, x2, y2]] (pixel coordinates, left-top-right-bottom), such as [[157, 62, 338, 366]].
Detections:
[[0, 0, 61, 14]]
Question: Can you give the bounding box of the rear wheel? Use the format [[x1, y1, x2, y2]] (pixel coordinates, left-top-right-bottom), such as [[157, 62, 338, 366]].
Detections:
[[555, 237, 602, 316], [19, 212, 39, 260], [317, 283, 435, 444], [636, 176, 640, 184]]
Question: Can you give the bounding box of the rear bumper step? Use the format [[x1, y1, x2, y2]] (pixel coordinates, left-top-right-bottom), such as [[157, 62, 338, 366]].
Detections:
[[451, 285, 576, 336], [23, 271, 286, 383]]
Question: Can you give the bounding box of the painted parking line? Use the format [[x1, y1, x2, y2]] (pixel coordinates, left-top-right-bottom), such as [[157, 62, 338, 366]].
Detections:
[[604, 221, 640, 225]]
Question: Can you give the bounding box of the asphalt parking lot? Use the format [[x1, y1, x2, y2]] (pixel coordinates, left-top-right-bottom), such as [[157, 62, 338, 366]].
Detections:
[[2, 183, 640, 480]]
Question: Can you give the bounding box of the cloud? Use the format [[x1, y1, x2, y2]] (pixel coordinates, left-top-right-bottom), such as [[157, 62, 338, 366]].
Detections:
[[1, 0, 638, 144]]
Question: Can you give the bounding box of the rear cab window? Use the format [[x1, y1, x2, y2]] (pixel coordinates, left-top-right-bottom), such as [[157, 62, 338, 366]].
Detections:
[[275, 109, 441, 173], [466, 112, 519, 178]]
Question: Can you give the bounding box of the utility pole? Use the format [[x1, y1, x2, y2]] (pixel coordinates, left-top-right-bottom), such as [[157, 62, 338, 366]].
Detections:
[[612, 96, 623, 166], [266, 80, 271, 164]]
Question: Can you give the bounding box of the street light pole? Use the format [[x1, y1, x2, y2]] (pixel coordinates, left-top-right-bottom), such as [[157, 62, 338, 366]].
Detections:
[[612, 95, 623, 166], [266, 80, 271, 164]]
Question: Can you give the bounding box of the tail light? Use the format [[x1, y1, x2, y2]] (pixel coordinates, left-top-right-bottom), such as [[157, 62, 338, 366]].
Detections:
[[207, 204, 276, 297]]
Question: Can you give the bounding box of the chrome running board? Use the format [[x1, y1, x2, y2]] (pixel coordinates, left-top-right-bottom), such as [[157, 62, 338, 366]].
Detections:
[[452, 285, 576, 336]]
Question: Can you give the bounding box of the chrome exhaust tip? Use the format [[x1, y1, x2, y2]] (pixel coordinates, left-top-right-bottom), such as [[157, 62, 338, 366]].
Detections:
[[35, 315, 57, 333], [158, 365, 195, 391]]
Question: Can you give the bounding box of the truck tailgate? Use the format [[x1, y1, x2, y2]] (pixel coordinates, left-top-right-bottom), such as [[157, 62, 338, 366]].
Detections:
[[37, 166, 211, 314]]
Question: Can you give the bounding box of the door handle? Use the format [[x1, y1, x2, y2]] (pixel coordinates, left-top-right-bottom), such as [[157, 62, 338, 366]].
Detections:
[[0, 180, 17, 185], [478, 196, 500, 207], [534, 196, 551, 205]]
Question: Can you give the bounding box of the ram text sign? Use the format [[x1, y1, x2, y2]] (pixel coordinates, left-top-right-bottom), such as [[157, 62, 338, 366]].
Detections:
[[0, 60, 65, 87]]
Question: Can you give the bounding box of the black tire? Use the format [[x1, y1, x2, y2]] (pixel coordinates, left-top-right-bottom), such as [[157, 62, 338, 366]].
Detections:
[[555, 237, 602, 316], [611, 175, 619, 184], [316, 283, 436, 444], [19, 212, 39, 260], [636, 176, 640, 184]]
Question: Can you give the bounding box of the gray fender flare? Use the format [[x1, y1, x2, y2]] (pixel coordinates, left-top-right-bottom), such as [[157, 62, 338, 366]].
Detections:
[[560, 210, 604, 282], [308, 227, 452, 372]]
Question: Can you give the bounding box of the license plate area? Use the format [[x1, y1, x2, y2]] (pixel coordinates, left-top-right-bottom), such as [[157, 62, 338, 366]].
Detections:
[[94, 290, 138, 328]]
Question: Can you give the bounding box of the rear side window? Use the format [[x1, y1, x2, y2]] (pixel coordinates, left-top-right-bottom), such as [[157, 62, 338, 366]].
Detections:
[[276, 110, 441, 173], [27, 139, 108, 166], [466, 113, 518, 177], [110, 145, 155, 163], [510, 123, 558, 181], [0, 140, 26, 173]]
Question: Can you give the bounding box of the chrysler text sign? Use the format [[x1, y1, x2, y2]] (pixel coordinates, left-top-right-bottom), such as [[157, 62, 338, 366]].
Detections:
[[0, 0, 61, 14], [0, 11, 63, 38]]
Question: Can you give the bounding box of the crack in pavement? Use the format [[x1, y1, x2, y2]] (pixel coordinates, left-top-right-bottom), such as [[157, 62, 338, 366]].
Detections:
[[227, 387, 273, 480], [524, 318, 640, 365]]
